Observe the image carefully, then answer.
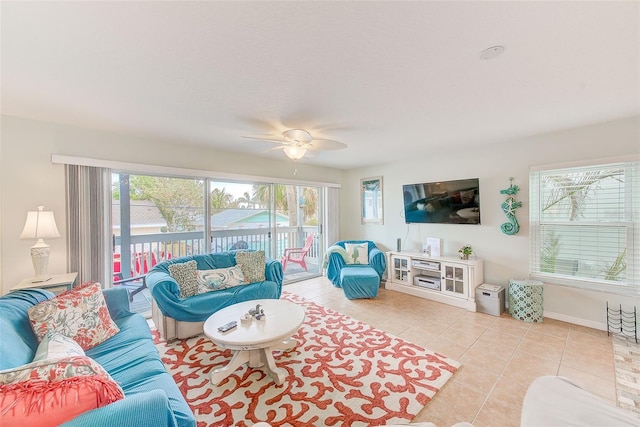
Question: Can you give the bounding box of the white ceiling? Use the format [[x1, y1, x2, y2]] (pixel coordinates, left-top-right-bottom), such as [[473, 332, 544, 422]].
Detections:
[[2, 1, 639, 169]]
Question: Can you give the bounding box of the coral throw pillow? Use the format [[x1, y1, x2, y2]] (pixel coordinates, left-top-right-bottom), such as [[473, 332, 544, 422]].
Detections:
[[345, 243, 369, 265], [0, 356, 124, 427], [168, 260, 200, 298], [235, 251, 266, 283], [28, 282, 120, 351]]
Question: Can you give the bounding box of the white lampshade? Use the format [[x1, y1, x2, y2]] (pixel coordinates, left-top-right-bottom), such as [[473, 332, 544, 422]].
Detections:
[[20, 206, 61, 282], [283, 145, 307, 161], [20, 206, 61, 240]]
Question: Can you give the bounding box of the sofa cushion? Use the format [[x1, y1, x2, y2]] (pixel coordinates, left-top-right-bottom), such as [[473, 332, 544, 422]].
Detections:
[[235, 250, 266, 282], [33, 332, 85, 361], [197, 265, 247, 293], [87, 314, 170, 385], [0, 355, 125, 427], [169, 260, 199, 298], [0, 289, 55, 370], [28, 283, 120, 351], [345, 242, 369, 264], [83, 313, 196, 427]]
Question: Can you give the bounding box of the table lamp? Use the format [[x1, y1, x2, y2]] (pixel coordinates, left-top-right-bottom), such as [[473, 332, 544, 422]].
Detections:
[[20, 206, 61, 282]]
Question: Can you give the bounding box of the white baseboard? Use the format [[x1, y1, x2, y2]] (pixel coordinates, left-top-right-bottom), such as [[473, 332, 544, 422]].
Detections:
[[544, 310, 607, 331]]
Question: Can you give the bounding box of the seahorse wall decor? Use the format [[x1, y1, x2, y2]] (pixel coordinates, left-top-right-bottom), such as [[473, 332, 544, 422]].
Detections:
[[500, 177, 522, 235]]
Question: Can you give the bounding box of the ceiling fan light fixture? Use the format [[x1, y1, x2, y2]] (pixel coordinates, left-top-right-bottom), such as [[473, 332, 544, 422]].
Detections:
[[283, 145, 307, 161], [283, 129, 313, 144]]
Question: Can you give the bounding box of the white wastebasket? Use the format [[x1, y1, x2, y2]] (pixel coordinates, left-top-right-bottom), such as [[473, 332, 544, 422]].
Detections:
[[476, 284, 505, 316]]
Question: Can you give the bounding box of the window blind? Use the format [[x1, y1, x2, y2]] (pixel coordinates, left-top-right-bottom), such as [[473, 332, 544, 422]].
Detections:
[[529, 160, 639, 295]]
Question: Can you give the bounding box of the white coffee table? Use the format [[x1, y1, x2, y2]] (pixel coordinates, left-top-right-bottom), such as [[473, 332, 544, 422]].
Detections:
[[203, 299, 305, 386]]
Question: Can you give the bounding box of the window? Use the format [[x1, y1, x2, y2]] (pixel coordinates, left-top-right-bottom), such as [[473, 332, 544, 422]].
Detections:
[[529, 159, 639, 295]]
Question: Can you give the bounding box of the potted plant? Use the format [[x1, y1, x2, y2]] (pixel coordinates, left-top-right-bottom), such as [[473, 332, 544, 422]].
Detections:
[[458, 245, 473, 260]]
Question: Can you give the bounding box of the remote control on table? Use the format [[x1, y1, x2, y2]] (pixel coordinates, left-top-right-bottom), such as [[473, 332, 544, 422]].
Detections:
[[217, 321, 237, 333]]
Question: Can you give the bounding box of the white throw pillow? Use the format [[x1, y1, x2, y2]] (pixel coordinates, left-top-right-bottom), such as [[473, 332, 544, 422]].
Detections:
[[345, 243, 369, 265], [197, 265, 248, 294], [33, 332, 85, 362]]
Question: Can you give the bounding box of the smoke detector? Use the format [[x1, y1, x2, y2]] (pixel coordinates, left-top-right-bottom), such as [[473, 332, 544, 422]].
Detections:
[[480, 46, 505, 60]]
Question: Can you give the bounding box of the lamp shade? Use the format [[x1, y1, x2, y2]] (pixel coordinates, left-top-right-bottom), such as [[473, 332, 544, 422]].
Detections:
[[283, 146, 307, 161], [20, 206, 61, 240]]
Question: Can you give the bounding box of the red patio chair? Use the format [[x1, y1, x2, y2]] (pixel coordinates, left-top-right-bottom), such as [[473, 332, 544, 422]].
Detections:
[[113, 254, 123, 282]]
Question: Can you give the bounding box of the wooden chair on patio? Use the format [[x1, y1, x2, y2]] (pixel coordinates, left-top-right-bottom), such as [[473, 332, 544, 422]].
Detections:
[[281, 233, 315, 272]]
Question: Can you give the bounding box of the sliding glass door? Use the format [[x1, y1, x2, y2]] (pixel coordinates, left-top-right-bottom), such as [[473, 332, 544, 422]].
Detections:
[[275, 184, 323, 282], [208, 180, 273, 257], [112, 173, 206, 313], [112, 174, 326, 314]]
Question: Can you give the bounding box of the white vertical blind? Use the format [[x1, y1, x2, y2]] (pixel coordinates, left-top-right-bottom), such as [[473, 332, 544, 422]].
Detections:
[[529, 160, 639, 295], [326, 187, 340, 249]]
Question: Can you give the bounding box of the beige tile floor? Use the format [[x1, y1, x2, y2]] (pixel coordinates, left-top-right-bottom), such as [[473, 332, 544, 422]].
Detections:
[[284, 277, 623, 427]]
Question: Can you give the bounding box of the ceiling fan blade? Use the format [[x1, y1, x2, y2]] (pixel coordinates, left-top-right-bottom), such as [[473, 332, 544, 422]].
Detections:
[[308, 138, 347, 151], [242, 136, 288, 144]]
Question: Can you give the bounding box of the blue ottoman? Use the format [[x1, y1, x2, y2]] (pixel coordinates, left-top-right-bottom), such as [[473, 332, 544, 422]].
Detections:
[[340, 266, 380, 299]]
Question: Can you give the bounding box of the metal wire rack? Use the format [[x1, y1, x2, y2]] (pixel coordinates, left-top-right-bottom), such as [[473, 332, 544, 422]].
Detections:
[[607, 302, 638, 343]]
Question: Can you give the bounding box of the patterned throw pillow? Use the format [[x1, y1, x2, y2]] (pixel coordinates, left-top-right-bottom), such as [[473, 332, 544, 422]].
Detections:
[[345, 243, 369, 265], [33, 332, 85, 362], [28, 282, 120, 351], [235, 251, 266, 283], [0, 356, 124, 426], [169, 260, 199, 298], [197, 265, 248, 294]]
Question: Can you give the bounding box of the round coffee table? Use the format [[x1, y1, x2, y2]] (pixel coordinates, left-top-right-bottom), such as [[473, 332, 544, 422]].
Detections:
[[203, 299, 305, 386]]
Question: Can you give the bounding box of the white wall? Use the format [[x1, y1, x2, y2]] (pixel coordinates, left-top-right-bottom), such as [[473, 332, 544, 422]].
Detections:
[[343, 116, 640, 330], [2, 114, 639, 331], [0, 115, 345, 295]]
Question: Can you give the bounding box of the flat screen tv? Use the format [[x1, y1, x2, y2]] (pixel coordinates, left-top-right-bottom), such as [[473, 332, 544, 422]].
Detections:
[[402, 178, 480, 224]]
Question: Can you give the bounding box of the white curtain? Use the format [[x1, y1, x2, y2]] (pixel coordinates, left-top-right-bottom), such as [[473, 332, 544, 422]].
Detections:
[[66, 165, 111, 285], [326, 187, 340, 247]]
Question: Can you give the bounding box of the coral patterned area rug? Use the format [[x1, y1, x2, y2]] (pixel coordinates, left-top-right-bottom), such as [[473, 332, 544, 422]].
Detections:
[[153, 292, 460, 426]]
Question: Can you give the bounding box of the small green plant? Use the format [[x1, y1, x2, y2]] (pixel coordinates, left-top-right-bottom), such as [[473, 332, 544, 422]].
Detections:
[[458, 245, 473, 259]]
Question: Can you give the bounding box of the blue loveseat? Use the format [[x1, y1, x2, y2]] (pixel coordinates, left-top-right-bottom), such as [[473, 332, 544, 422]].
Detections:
[[146, 251, 283, 340], [0, 287, 195, 427]]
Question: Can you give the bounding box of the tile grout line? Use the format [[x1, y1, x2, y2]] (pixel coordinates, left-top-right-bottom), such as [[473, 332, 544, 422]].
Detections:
[[470, 321, 529, 424]]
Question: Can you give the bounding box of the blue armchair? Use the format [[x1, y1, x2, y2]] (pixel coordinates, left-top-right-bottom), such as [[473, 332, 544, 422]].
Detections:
[[325, 240, 386, 299]]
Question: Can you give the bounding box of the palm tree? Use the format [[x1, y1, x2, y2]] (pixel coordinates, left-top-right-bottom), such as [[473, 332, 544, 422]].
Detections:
[[543, 169, 622, 220], [541, 167, 626, 280], [249, 183, 321, 229], [210, 188, 234, 213]]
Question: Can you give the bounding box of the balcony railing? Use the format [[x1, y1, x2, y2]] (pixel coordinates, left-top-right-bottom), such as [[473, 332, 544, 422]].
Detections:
[[113, 227, 320, 282]]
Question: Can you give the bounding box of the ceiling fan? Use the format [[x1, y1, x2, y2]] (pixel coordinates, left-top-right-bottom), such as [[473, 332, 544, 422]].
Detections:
[[243, 129, 347, 160]]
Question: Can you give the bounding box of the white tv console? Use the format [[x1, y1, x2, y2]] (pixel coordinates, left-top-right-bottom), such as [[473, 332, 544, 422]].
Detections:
[[385, 251, 484, 312]]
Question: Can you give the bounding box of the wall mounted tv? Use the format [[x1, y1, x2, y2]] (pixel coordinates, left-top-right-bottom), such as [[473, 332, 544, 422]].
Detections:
[[402, 178, 480, 224]]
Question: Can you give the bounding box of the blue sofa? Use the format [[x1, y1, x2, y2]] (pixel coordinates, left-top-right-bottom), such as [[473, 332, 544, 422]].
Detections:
[[146, 251, 283, 340], [0, 288, 195, 427]]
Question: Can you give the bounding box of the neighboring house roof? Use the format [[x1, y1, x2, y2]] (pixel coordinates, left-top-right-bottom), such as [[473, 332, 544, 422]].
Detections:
[[210, 209, 289, 228], [112, 200, 167, 228], [112, 203, 288, 229]]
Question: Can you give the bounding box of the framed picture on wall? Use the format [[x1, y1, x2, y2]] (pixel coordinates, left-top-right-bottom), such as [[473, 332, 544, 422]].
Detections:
[[361, 176, 384, 225]]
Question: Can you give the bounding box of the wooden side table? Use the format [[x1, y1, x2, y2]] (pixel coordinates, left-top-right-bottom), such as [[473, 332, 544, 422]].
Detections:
[[11, 272, 78, 295], [508, 278, 544, 323]]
